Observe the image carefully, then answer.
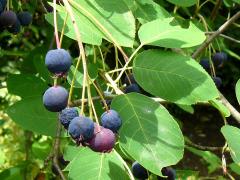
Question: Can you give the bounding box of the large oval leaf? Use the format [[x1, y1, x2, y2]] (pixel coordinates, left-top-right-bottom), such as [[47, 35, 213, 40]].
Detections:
[[138, 18, 205, 48], [133, 50, 219, 104], [166, 0, 197, 7], [46, 0, 135, 47], [7, 97, 57, 136], [68, 148, 129, 180], [111, 93, 184, 176], [221, 125, 240, 164], [236, 79, 240, 105]]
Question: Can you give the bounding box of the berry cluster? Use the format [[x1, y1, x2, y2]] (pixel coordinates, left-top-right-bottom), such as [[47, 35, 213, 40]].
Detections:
[[200, 52, 228, 88], [131, 161, 176, 180], [0, 1, 32, 34], [43, 48, 122, 153]]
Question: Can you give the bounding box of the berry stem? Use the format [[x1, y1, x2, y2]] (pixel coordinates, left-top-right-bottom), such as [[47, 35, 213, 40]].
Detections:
[[90, 78, 109, 112], [53, 77, 58, 86], [59, 13, 69, 47], [62, 0, 89, 116], [68, 55, 81, 106], [113, 149, 135, 180], [53, 0, 61, 49]]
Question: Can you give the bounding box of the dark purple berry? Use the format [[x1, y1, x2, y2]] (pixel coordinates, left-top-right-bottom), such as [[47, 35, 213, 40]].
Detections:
[[101, 109, 122, 133], [158, 167, 176, 180], [132, 161, 149, 179], [59, 107, 78, 129], [88, 126, 115, 152], [68, 116, 94, 141], [212, 76, 222, 88], [125, 83, 141, 94], [58, 155, 69, 166], [17, 11, 32, 26], [0, 10, 17, 27], [212, 52, 227, 67], [43, 86, 68, 112], [7, 19, 21, 34], [45, 49, 72, 75], [124, 74, 137, 85], [199, 58, 210, 71]]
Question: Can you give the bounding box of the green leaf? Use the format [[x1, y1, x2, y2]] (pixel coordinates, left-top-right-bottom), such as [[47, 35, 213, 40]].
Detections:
[[232, 0, 240, 4], [68, 148, 129, 180], [138, 18, 206, 48], [7, 97, 57, 136], [46, 0, 135, 47], [210, 99, 230, 117], [133, 50, 219, 105], [111, 93, 184, 176], [221, 125, 240, 164], [236, 79, 240, 105], [131, 0, 170, 24], [176, 170, 199, 179], [166, 0, 197, 7], [7, 74, 47, 98], [229, 163, 240, 175], [67, 64, 98, 88], [186, 146, 221, 173]]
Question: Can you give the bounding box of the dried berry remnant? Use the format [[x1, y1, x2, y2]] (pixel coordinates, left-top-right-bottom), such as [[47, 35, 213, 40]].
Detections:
[[213, 76, 222, 88], [212, 52, 228, 67], [88, 126, 115, 152], [125, 83, 141, 94], [132, 161, 149, 179], [0, 10, 17, 27], [59, 107, 79, 129], [101, 109, 122, 133], [68, 116, 95, 141], [45, 49, 72, 75], [43, 86, 68, 112], [199, 58, 210, 71], [7, 19, 21, 34], [17, 11, 32, 26], [158, 167, 176, 180]]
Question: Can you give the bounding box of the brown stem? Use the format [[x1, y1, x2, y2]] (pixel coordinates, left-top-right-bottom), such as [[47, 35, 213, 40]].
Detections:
[[185, 138, 222, 151], [205, 32, 240, 44], [210, 0, 222, 21], [52, 120, 66, 180]]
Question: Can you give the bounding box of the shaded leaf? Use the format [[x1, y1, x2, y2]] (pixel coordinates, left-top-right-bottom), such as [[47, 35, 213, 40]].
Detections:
[[7, 97, 57, 136], [236, 79, 240, 105], [166, 0, 197, 7]]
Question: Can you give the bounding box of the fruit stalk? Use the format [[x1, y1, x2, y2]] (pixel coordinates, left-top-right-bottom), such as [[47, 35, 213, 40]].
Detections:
[[53, 0, 60, 49]]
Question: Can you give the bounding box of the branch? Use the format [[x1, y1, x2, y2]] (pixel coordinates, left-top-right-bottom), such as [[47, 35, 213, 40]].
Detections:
[[185, 138, 222, 151], [192, 12, 240, 124], [192, 11, 240, 59], [52, 120, 66, 180], [205, 32, 240, 44]]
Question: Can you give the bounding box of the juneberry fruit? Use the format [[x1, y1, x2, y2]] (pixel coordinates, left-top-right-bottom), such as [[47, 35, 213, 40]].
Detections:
[[101, 109, 122, 133], [132, 161, 149, 179], [125, 83, 141, 94], [199, 58, 210, 71], [17, 11, 32, 26], [212, 52, 227, 67], [68, 116, 94, 141], [124, 74, 137, 85], [212, 76, 222, 88], [0, 10, 17, 27], [45, 49, 72, 75], [43, 86, 68, 112], [7, 19, 21, 34], [59, 107, 79, 129], [158, 167, 176, 180], [88, 126, 115, 152]]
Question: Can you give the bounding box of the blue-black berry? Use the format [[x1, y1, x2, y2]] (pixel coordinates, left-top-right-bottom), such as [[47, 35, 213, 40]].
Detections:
[[43, 86, 68, 112], [101, 109, 122, 133], [59, 107, 79, 129]]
